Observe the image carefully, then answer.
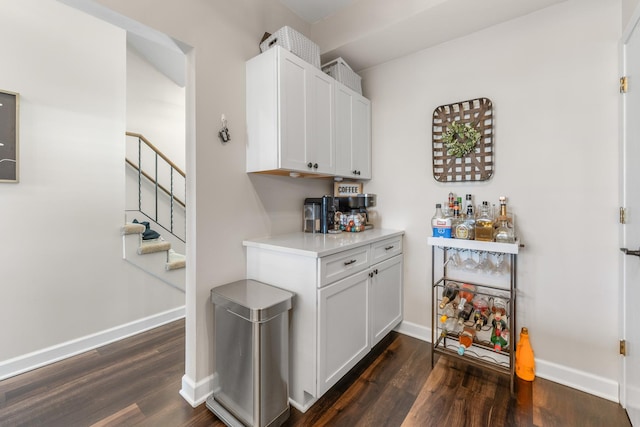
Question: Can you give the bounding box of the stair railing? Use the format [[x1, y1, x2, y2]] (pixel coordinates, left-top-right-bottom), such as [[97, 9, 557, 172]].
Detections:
[[126, 132, 186, 242]]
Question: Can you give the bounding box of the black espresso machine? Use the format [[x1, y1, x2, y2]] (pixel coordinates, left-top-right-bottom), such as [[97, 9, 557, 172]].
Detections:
[[304, 194, 377, 233]]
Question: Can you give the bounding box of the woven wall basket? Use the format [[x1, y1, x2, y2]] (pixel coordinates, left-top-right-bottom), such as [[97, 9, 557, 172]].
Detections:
[[432, 97, 493, 182]]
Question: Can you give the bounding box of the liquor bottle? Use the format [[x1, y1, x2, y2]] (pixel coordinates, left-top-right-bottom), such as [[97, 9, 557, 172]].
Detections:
[[515, 327, 536, 381], [472, 297, 490, 331], [491, 325, 509, 352], [475, 201, 494, 242], [451, 201, 463, 238], [491, 297, 507, 317], [457, 302, 473, 325], [458, 283, 476, 308], [465, 194, 473, 212], [457, 326, 476, 356], [439, 282, 459, 309], [446, 192, 455, 217], [473, 308, 488, 331], [491, 310, 509, 352], [455, 204, 475, 239], [494, 196, 515, 243], [432, 204, 452, 238], [439, 304, 457, 333]]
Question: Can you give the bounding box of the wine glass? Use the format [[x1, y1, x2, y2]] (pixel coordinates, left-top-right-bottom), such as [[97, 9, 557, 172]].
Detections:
[[477, 251, 495, 274], [445, 250, 462, 269], [493, 254, 510, 275], [461, 250, 477, 271]]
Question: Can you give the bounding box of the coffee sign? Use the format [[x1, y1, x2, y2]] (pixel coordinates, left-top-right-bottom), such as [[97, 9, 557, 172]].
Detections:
[[334, 182, 363, 197]]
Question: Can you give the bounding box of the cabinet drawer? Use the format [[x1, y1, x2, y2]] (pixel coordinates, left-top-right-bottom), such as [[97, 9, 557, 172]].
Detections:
[[319, 245, 370, 288], [371, 236, 403, 265]]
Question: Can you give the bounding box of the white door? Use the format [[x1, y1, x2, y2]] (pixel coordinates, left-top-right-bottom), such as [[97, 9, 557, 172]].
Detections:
[[622, 19, 640, 426]]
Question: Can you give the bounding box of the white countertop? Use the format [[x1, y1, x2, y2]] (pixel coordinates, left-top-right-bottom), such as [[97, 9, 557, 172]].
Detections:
[[243, 229, 405, 258]]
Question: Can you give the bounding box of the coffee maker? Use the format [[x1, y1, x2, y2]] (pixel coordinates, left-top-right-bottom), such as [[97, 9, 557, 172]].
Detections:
[[336, 194, 377, 229], [303, 195, 337, 233]]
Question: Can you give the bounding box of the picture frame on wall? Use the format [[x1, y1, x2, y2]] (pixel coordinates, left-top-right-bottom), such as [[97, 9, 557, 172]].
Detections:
[[0, 89, 19, 183]]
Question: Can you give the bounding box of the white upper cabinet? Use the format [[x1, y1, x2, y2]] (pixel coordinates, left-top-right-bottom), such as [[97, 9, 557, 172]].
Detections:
[[246, 46, 334, 176], [246, 46, 371, 179], [334, 83, 372, 180]]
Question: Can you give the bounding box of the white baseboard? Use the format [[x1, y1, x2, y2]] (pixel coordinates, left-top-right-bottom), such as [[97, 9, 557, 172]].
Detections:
[[395, 320, 619, 403], [396, 320, 431, 342], [180, 372, 216, 407], [0, 306, 185, 381], [535, 359, 619, 403]]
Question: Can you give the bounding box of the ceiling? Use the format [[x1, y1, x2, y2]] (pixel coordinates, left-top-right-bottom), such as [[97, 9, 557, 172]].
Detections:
[[278, 0, 357, 24], [279, 0, 568, 72]]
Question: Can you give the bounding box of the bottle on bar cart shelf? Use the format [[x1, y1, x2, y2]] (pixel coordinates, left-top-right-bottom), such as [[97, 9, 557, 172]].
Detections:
[[439, 282, 459, 309], [455, 204, 475, 240], [475, 201, 494, 242], [494, 196, 516, 243], [432, 204, 452, 238]]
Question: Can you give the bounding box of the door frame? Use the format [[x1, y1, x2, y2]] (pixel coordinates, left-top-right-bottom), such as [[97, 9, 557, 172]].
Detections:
[[619, 2, 640, 410]]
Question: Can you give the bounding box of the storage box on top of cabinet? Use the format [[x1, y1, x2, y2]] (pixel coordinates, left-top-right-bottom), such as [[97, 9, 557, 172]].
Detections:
[[260, 26, 321, 69], [322, 57, 362, 94]]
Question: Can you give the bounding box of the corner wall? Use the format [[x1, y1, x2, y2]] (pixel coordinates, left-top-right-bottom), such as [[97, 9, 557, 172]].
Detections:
[[362, 0, 621, 400]]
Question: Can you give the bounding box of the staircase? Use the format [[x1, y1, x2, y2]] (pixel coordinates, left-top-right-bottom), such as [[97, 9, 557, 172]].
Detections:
[[123, 132, 186, 292], [122, 215, 186, 291]]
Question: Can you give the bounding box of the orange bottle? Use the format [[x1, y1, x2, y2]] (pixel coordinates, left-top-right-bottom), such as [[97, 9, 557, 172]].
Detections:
[[515, 327, 535, 381]]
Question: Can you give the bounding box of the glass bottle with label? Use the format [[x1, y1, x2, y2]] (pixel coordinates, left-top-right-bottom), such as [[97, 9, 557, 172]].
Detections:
[[494, 196, 515, 243], [432, 204, 452, 238], [475, 201, 494, 242], [451, 201, 464, 238], [457, 326, 476, 356], [455, 204, 475, 240], [439, 282, 459, 309]]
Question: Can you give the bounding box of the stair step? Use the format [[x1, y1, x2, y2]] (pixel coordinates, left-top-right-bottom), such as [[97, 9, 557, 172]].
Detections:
[[122, 222, 146, 235], [166, 250, 186, 271], [138, 239, 171, 255]]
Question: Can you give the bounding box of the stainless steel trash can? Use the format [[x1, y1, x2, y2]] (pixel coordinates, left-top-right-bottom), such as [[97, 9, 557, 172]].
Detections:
[[206, 279, 294, 427]]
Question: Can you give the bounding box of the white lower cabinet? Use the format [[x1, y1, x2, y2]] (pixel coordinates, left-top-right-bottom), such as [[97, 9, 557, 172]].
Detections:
[[318, 270, 370, 395], [370, 255, 403, 346], [244, 232, 403, 412]]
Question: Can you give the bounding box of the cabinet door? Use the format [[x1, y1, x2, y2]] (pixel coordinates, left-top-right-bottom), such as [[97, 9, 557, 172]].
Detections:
[[279, 52, 309, 172], [334, 83, 371, 179], [307, 71, 334, 174], [318, 270, 370, 396], [334, 84, 353, 177], [352, 95, 371, 179], [370, 255, 403, 346]]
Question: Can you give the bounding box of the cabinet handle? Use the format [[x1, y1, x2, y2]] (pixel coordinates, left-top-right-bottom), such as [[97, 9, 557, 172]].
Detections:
[[369, 272, 374, 278], [344, 259, 356, 266], [352, 170, 360, 175], [374, 269, 378, 275], [385, 245, 394, 251], [313, 163, 319, 169], [307, 162, 313, 169]]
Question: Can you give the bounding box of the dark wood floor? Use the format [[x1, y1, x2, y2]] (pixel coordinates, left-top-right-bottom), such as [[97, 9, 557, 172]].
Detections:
[[0, 319, 631, 427]]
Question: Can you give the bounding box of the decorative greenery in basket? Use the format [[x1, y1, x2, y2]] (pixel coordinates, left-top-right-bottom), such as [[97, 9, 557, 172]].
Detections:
[[442, 121, 481, 158]]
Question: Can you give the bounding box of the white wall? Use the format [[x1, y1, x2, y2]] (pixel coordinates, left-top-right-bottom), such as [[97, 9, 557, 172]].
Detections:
[[624, 0, 640, 31], [361, 0, 621, 398], [126, 46, 186, 171], [0, 0, 184, 370]]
